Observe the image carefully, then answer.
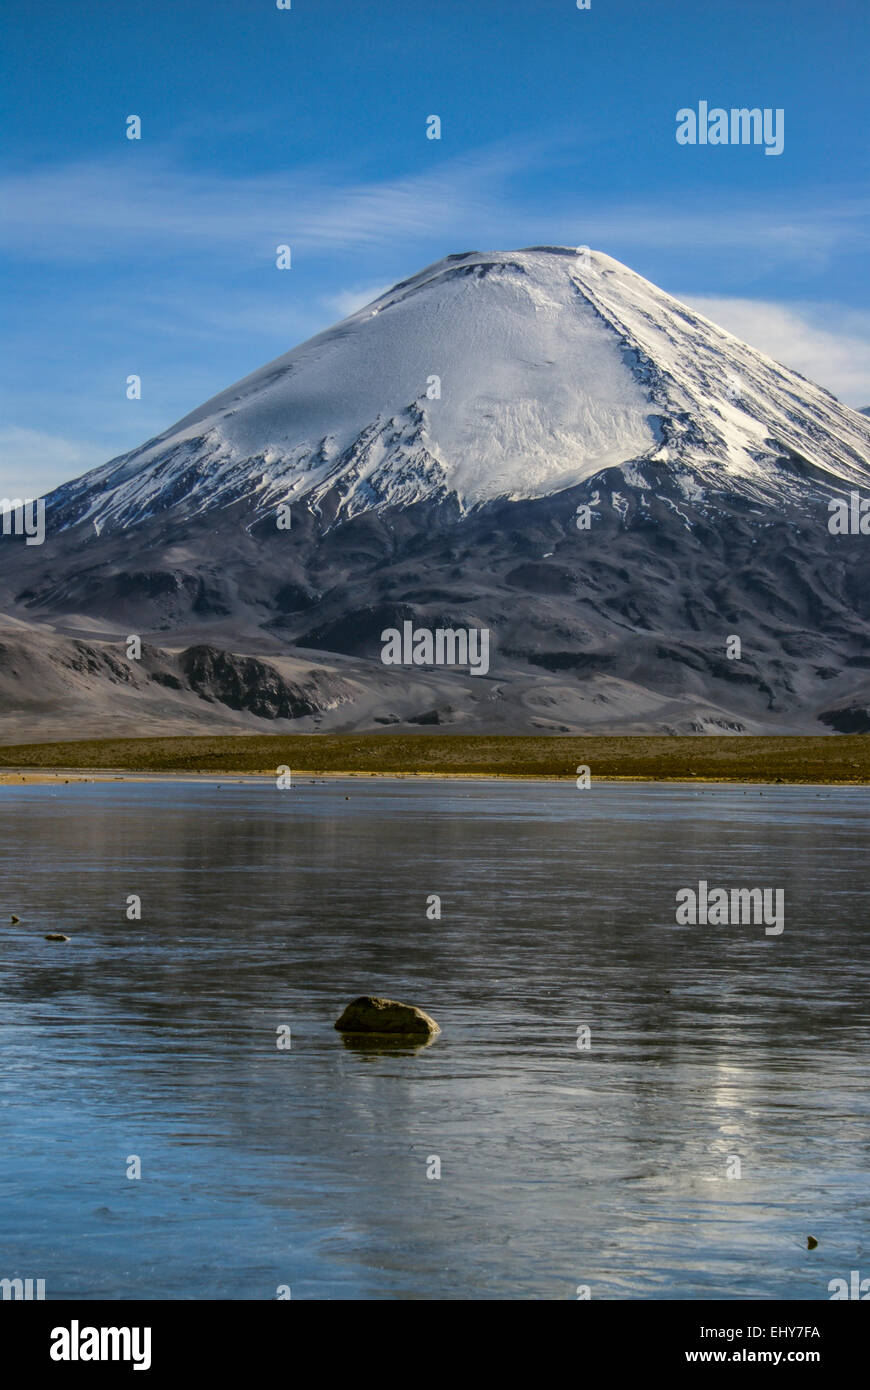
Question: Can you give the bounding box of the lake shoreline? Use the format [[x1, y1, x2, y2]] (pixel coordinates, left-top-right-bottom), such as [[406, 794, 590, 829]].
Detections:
[[1, 732, 868, 785], [2, 768, 869, 787]]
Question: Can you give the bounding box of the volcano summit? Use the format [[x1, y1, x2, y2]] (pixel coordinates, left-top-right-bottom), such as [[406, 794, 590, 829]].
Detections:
[[2, 247, 870, 740]]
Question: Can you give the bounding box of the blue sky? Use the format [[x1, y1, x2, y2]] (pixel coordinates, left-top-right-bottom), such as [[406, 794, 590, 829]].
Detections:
[[2, 0, 869, 497]]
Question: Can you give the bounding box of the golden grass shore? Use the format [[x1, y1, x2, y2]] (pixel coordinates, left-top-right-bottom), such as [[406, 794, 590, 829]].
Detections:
[[0, 733, 869, 784]]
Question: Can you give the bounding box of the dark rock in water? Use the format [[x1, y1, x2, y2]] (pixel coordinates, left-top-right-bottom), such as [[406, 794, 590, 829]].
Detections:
[[11, 914, 20, 923], [334, 995, 440, 1037], [807, 1235, 818, 1250], [45, 933, 70, 941]]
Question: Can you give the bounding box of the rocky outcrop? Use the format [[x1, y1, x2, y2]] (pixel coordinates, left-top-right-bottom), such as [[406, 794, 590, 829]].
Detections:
[[0, 625, 353, 742], [818, 704, 870, 733], [177, 645, 340, 720]]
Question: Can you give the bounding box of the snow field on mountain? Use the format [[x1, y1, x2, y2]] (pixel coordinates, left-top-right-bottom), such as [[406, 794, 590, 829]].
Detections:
[[50, 248, 870, 532]]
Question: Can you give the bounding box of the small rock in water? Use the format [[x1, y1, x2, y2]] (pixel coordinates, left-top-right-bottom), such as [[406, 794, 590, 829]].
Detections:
[[11, 914, 20, 923], [335, 995, 440, 1037], [807, 1235, 818, 1250], [45, 933, 70, 942]]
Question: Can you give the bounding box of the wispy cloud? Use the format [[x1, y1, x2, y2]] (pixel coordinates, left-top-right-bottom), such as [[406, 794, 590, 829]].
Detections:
[[0, 150, 513, 262], [323, 283, 392, 319], [115, 287, 322, 344], [1, 145, 867, 270], [0, 427, 107, 499], [679, 295, 870, 406]]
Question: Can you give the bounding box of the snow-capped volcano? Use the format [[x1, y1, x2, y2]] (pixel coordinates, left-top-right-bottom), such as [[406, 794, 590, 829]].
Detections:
[[48, 247, 870, 534], [4, 247, 870, 741]]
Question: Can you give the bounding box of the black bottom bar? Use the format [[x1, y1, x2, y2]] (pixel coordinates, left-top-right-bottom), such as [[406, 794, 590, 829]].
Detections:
[[3, 1299, 864, 1376]]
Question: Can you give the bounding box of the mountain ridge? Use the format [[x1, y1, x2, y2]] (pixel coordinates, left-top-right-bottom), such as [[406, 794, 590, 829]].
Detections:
[[3, 247, 870, 739], [45, 247, 870, 535]]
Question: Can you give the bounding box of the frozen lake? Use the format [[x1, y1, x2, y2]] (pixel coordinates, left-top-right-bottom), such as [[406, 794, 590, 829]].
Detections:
[[0, 777, 867, 1299]]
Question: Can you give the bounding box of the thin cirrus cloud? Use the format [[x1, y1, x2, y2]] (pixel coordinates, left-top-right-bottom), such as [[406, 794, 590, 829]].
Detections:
[[0, 426, 109, 500], [0, 153, 508, 260], [1, 146, 868, 268]]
